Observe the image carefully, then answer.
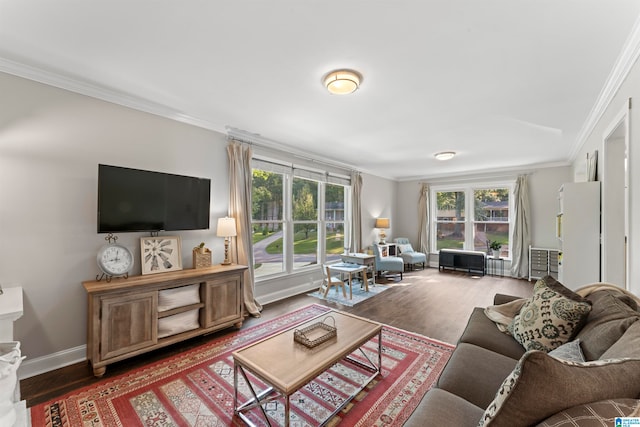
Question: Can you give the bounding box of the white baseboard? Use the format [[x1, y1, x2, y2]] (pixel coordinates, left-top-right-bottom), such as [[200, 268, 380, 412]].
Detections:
[[18, 345, 86, 380], [257, 283, 318, 306]]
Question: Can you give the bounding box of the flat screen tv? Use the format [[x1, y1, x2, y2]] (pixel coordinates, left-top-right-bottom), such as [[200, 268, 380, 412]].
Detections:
[[98, 164, 211, 233]]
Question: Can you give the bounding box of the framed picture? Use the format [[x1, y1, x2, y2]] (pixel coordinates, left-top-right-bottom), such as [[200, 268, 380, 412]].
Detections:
[[380, 245, 389, 257], [140, 236, 183, 275]]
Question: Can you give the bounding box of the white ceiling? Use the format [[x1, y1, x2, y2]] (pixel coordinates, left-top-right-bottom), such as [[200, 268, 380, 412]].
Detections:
[[1, 1, 640, 180]]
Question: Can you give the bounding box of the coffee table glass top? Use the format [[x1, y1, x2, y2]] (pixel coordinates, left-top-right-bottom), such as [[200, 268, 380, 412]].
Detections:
[[232, 310, 382, 395]]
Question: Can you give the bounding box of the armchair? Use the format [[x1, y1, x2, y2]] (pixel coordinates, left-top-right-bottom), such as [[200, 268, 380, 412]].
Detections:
[[373, 244, 403, 280], [393, 238, 427, 271]]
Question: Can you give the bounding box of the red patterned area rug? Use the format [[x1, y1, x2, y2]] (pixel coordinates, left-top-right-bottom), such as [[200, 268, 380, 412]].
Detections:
[[31, 304, 454, 427]]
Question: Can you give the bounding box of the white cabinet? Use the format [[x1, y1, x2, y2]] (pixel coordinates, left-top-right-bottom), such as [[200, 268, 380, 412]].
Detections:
[[557, 182, 600, 290]]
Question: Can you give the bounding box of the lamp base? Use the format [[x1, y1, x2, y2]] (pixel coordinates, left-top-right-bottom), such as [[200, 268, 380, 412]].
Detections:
[[221, 239, 232, 266]]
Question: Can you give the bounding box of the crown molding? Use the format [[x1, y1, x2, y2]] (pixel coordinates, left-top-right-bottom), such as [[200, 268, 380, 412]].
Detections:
[[569, 15, 640, 161], [0, 57, 226, 134], [396, 160, 572, 183]]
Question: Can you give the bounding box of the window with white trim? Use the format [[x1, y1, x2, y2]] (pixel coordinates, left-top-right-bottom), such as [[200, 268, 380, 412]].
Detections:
[[431, 183, 513, 258], [251, 159, 350, 280]]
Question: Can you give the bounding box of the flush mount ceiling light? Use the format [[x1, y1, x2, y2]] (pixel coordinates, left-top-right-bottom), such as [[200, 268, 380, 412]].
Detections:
[[434, 151, 456, 161], [323, 69, 361, 95]]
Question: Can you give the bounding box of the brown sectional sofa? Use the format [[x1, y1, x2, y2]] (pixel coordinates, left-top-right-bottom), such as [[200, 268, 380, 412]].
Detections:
[[405, 278, 640, 426]]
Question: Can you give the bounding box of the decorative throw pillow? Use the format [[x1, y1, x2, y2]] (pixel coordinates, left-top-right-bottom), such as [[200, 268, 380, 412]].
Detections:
[[478, 351, 640, 426], [397, 243, 413, 253], [536, 399, 640, 426], [509, 276, 591, 352], [547, 339, 585, 362]]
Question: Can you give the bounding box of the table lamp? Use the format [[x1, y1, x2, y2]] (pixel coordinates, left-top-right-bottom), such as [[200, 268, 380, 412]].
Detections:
[[375, 217, 390, 244], [217, 217, 237, 265]]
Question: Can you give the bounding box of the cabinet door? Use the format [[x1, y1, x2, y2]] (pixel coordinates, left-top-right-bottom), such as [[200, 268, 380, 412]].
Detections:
[[204, 275, 242, 328], [100, 291, 157, 360]]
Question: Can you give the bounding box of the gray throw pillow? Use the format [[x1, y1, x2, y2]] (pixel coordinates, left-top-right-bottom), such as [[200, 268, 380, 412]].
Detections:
[[548, 339, 585, 362]]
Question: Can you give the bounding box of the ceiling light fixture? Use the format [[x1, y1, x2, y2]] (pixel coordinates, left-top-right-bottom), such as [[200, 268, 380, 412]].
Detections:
[[434, 151, 456, 161], [323, 69, 361, 95]]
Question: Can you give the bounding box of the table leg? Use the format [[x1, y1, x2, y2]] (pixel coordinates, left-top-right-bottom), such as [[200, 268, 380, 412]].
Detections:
[[284, 396, 291, 427], [378, 329, 382, 371], [362, 269, 369, 292], [349, 272, 353, 299], [234, 363, 239, 415]]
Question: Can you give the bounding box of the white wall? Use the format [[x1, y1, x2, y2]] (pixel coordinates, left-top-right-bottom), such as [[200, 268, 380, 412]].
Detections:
[[0, 72, 231, 367], [572, 56, 640, 296]]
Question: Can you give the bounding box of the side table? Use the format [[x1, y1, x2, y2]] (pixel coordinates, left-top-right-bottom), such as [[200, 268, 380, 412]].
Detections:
[[486, 256, 505, 277]]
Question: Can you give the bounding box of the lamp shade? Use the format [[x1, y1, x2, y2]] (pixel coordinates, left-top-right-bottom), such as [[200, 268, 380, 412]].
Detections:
[[375, 218, 390, 229], [216, 217, 237, 237]]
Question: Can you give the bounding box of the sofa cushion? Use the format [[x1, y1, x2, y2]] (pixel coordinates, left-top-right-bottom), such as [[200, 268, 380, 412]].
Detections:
[[459, 307, 526, 360], [600, 320, 640, 360], [437, 343, 518, 409], [576, 290, 640, 360], [404, 388, 484, 427], [509, 276, 591, 352], [535, 398, 640, 427], [548, 339, 585, 362], [478, 351, 640, 426]]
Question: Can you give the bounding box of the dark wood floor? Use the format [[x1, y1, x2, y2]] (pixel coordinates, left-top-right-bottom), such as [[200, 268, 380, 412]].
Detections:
[[21, 267, 533, 408]]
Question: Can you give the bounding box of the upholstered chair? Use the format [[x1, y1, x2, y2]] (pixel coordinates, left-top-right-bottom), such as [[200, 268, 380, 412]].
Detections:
[[373, 244, 404, 280], [393, 237, 427, 271]]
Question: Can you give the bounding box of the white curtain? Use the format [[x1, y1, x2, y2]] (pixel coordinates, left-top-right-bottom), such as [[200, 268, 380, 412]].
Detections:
[[350, 171, 363, 252], [418, 183, 430, 254], [510, 175, 531, 278], [227, 141, 263, 317]]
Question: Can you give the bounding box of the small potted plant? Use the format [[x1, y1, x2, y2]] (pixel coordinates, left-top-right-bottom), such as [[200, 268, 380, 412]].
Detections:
[[488, 240, 502, 258], [195, 242, 207, 254]]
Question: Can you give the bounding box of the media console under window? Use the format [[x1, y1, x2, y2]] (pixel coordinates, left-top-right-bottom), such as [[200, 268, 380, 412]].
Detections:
[[83, 264, 247, 377], [438, 249, 486, 276]]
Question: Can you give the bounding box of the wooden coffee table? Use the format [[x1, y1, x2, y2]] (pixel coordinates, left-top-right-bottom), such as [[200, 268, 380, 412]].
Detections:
[[232, 310, 383, 426]]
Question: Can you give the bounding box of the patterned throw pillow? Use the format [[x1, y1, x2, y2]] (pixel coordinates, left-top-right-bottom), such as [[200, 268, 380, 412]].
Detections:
[[536, 399, 640, 426], [479, 351, 640, 426], [509, 276, 591, 352]]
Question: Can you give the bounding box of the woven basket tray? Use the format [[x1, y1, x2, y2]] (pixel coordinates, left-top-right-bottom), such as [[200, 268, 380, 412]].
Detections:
[[294, 315, 337, 348]]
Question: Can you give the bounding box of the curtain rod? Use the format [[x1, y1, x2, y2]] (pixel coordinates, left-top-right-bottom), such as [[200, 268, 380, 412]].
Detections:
[[226, 130, 359, 175]]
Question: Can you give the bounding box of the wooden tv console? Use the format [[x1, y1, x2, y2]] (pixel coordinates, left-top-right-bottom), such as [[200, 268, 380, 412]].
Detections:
[[83, 264, 247, 377]]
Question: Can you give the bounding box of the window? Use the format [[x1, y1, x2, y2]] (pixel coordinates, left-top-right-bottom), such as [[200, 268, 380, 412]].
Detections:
[[432, 184, 512, 258], [473, 188, 510, 257], [251, 169, 284, 276], [435, 190, 465, 250], [252, 160, 350, 279]]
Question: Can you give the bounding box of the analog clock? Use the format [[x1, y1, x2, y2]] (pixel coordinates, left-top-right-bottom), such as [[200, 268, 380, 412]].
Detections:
[[97, 243, 134, 277]]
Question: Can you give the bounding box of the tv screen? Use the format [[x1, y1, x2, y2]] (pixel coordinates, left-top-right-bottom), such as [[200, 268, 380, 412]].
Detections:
[[98, 164, 211, 233]]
